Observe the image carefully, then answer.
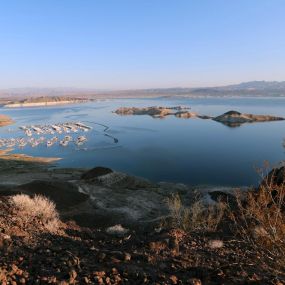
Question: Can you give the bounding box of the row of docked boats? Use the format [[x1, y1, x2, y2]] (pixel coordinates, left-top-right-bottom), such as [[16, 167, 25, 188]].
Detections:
[[0, 135, 88, 148], [20, 122, 92, 136], [0, 122, 91, 149]]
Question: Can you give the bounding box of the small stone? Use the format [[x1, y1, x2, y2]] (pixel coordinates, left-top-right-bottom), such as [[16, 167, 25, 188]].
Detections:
[[110, 257, 121, 263], [106, 224, 129, 237], [58, 282, 69, 285], [70, 269, 77, 279], [94, 276, 104, 284], [94, 271, 106, 278], [188, 278, 202, 285], [124, 252, 131, 261], [83, 276, 89, 283], [170, 275, 178, 284], [98, 253, 106, 260], [208, 239, 224, 249]]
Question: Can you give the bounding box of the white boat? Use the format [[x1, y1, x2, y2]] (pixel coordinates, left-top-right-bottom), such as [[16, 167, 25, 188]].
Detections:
[[25, 129, 33, 137], [60, 140, 69, 147], [76, 135, 87, 145]]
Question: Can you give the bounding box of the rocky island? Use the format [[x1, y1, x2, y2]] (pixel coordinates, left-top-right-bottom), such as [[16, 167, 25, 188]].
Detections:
[[213, 110, 285, 127], [114, 106, 193, 118], [4, 96, 89, 108], [114, 106, 285, 127]]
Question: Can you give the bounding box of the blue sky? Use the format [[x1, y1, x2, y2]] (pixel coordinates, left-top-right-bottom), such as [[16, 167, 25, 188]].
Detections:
[[0, 0, 284, 89]]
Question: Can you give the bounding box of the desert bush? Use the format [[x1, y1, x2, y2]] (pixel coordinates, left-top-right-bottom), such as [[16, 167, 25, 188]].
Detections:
[[229, 167, 285, 273], [10, 194, 60, 233], [167, 193, 226, 232]]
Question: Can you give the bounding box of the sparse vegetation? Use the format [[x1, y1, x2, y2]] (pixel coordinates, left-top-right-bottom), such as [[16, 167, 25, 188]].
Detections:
[[229, 168, 285, 273], [10, 194, 60, 233], [166, 193, 226, 232]]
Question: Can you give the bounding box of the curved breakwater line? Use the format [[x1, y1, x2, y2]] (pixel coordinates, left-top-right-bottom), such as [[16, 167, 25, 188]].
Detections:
[[81, 121, 119, 145]]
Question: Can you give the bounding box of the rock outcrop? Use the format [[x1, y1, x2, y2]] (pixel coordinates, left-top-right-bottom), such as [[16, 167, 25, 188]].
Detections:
[[0, 115, 13, 127], [174, 111, 197, 118], [114, 107, 284, 127], [114, 106, 190, 118], [81, 166, 113, 180], [213, 110, 284, 127]]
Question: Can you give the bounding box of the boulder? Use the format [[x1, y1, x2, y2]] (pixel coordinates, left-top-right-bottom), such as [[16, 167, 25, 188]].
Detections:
[[81, 167, 113, 180], [13, 180, 89, 211], [262, 166, 285, 186], [208, 190, 237, 208]]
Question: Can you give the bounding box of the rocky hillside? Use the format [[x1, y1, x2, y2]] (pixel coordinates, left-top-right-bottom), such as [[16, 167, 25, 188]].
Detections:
[[0, 163, 285, 284]]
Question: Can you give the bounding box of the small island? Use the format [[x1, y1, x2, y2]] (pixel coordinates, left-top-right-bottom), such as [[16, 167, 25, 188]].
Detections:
[[4, 96, 88, 108], [114, 106, 285, 127], [114, 106, 192, 118], [213, 110, 285, 127]]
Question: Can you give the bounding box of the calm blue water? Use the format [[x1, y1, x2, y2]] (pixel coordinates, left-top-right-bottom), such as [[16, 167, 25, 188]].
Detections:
[[0, 97, 285, 187]]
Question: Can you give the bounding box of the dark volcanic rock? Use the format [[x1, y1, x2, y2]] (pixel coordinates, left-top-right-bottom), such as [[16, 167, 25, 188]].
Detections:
[[13, 180, 89, 210], [81, 166, 113, 180], [262, 166, 285, 186], [208, 191, 237, 208]]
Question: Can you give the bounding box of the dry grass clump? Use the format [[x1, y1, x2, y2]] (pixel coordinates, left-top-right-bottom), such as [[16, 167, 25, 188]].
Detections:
[[167, 193, 226, 232], [10, 194, 60, 233], [229, 167, 285, 273]]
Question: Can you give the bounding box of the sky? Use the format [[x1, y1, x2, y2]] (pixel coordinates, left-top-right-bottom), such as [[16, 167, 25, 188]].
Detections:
[[0, 0, 284, 89]]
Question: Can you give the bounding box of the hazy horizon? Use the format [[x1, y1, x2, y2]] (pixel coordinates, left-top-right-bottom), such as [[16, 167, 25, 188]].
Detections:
[[1, 0, 285, 89], [1, 80, 285, 93]]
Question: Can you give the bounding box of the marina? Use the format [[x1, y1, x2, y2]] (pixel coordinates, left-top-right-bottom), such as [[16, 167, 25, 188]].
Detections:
[[0, 122, 91, 149]]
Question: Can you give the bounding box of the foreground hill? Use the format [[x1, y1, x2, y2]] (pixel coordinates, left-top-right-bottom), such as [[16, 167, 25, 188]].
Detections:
[[0, 162, 284, 284]]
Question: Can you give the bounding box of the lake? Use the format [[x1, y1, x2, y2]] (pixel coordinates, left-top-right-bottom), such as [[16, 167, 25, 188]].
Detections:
[[0, 97, 285, 187]]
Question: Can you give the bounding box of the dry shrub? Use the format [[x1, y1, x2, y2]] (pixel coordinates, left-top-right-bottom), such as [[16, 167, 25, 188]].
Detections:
[[167, 193, 226, 232], [229, 167, 285, 273], [10, 194, 60, 233]]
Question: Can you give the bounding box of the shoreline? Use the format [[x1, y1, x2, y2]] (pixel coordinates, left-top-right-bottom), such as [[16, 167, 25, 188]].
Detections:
[[0, 114, 14, 127], [0, 148, 61, 164], [4, 99, 88, 108]]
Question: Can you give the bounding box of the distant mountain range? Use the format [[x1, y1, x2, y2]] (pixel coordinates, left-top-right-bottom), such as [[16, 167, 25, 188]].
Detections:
[[133, 81, 285, 97], [1, 81, 285, 99]]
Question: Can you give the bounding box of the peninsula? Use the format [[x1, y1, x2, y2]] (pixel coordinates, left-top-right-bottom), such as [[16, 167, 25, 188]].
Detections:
[[0, 114, 14, 127], [4, 96, 89, 108]]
